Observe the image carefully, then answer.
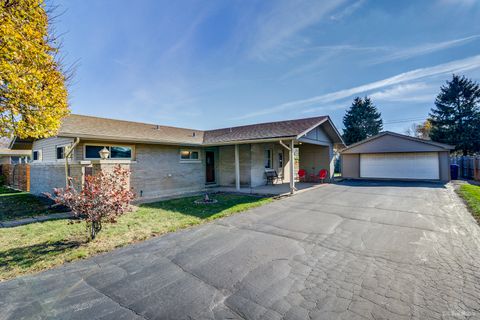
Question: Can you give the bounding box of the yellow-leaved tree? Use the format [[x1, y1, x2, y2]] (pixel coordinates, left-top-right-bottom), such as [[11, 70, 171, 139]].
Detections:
[[0, 0, 69, 139]]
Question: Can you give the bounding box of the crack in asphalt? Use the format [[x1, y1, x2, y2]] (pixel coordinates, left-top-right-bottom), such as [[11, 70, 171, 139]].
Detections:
[[2, 182, 480, 319]]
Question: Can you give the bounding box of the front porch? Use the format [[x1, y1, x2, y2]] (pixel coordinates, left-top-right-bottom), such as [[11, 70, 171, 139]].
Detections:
[[209, 182, 326, 196], [208, 138, 334, 194]]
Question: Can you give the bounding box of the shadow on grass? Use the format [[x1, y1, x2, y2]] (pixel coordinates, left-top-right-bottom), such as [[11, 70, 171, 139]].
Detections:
[[0, 192, 67, 221], [140, 193, 269, 219], [0, 240, 84, 270]]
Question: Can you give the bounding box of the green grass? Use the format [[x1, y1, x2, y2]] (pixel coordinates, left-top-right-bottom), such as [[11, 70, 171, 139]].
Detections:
[[0, 186, 65, 221], [458, 184, 480, 221], [0, 193, 272, 281]]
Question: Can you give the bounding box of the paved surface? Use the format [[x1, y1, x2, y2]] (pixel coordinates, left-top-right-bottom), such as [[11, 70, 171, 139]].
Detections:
[[1, 181, 480, 320], [0, 212, 73, 228]]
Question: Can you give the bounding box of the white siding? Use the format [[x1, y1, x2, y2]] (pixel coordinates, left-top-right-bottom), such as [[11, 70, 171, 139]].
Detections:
[[32, 137, 74, 162]]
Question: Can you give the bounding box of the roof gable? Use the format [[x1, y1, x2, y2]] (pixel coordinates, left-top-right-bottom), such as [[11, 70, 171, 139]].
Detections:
[[203, 116, 327, 144], [341, 132, 454, 154]]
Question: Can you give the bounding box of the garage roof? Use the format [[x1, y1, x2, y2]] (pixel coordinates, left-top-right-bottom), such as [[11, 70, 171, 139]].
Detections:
[[341, 131, 454, 154]]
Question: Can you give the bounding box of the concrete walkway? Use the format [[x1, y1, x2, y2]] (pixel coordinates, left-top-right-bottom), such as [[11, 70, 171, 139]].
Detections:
[[0, 212, 73, 228], [1, 181, 480, 319]]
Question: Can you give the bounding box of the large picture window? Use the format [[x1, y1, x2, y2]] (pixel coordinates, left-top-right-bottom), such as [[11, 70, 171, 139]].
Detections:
[[85, 145, 133, 159]]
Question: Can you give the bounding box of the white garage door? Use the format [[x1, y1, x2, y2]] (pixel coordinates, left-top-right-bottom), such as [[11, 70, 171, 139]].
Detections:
[[360, 152, 439, 180]]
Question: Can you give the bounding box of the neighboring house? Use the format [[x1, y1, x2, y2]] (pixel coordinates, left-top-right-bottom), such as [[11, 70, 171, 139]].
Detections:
[[0, 148, 31, 164], [10, 114, 344, 199], [341, 131, 454, 182]]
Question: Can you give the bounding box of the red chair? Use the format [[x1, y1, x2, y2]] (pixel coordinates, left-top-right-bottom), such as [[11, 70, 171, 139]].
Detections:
[[298, 169, 306, 182], [317, 169, 328, 183]]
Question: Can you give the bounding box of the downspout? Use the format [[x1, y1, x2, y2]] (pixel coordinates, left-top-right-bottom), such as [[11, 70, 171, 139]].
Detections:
[[65, 137, 80, 187]]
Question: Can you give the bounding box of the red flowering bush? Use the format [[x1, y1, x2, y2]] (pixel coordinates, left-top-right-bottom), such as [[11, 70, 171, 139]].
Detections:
[[47, 165, 135, 240]]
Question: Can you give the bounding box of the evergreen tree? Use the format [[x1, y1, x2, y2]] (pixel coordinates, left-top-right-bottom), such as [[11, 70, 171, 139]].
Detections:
[[342, 97, 383, 145], [429, 75, 480, 155]]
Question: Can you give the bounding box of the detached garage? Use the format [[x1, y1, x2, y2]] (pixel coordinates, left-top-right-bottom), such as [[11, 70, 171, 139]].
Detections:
[[341, 132, 454, 182]]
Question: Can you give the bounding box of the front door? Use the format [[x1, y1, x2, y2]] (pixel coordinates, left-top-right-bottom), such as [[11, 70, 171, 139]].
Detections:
[[206, 151, 215, 183]]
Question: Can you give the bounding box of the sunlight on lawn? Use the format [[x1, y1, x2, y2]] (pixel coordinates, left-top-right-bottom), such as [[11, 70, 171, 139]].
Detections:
[[0, 193, 272, 281]]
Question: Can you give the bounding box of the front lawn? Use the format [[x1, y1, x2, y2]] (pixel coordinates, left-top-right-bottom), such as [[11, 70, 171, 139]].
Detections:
[[0, 186, 64, 221], [0, 193, 272, 281], [458, 183, 480, 222]]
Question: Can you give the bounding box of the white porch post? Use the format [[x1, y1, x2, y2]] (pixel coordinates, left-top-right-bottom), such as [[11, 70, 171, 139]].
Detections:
[[235, 144, 240, 191], [290, 139, 295, 194]]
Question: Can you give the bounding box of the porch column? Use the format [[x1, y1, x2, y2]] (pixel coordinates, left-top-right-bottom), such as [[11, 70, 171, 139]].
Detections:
[[235, 144, 240, 190], [290, 139, 295, 194]]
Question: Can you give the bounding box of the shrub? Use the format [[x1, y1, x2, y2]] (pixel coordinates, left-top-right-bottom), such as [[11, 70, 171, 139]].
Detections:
[[47, 165, 135, 240]]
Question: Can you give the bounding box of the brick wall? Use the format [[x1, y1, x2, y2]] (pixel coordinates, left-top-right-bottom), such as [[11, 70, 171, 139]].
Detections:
[[0, 164, 30, 192]]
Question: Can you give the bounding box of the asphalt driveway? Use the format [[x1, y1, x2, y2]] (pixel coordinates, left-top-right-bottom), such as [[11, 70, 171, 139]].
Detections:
[[1, 181, 480, 319]]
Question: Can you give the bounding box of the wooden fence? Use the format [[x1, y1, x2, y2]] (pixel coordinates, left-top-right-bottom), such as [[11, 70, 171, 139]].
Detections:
[[0, 163, 30, 191], [450, 156, 480, 180]]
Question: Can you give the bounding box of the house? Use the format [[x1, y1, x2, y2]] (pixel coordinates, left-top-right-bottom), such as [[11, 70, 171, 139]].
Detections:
[[0, 148, 31, 164], [9, 114, 344, 199], [341, 131, 454, 182]]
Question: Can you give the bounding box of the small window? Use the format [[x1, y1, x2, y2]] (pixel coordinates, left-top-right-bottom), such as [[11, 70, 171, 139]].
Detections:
[[33, 150, 40, 161], [56, 146, 65, 160], [278, 152, 284, 169], [56, 146, 72, 160], [180, 150, 200, 161], [264, 149, 272, 168]]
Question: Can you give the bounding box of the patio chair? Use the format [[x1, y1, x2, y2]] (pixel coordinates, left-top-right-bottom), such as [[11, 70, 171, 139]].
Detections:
[[265, 168, 279, 185], [298, 169, 306, 182], [317, 169, 328, 183]]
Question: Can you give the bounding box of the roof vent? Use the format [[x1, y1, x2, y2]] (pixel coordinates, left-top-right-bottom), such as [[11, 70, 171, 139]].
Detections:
[[229, 128, 232, 133], [155, 125, 160, 130]]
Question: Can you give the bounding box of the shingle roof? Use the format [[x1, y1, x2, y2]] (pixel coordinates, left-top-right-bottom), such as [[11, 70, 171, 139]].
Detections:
[[340, 131, 454, 152], [59, 114, 204, 145], [203, 116, 327, 144], [54, 114, 331, 145]]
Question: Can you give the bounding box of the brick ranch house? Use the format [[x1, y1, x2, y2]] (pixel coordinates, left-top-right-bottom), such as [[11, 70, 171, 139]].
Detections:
[[9, 114, 344, 200]]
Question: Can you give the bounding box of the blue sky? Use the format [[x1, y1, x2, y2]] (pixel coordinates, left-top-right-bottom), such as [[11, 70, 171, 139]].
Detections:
[[54, 0, 480, 133]]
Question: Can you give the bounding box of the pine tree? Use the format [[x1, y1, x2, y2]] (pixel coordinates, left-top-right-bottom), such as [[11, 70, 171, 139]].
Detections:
[[342, 97, 383, 145], [429, 75, 480, 155]]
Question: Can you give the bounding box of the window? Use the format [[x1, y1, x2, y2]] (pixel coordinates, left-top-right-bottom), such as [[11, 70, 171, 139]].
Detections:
[[278, 152, 284, 169], [84, 145, 133, 159], [111, 146, 132, 159], [264, 149, 272, 168], [33, 150, 41, 161], [56, 146, 66, 160], [180, 150, 200, 161]]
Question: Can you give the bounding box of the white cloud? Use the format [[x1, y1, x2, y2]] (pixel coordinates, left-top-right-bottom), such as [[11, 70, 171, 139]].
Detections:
[[235, 54, 480, 119], [330, 0, 366, 20], [370, 82, 436, 102], [280, 45, 386, 79], [369, 35, 480, 65], [248, 0, 348, 60]]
